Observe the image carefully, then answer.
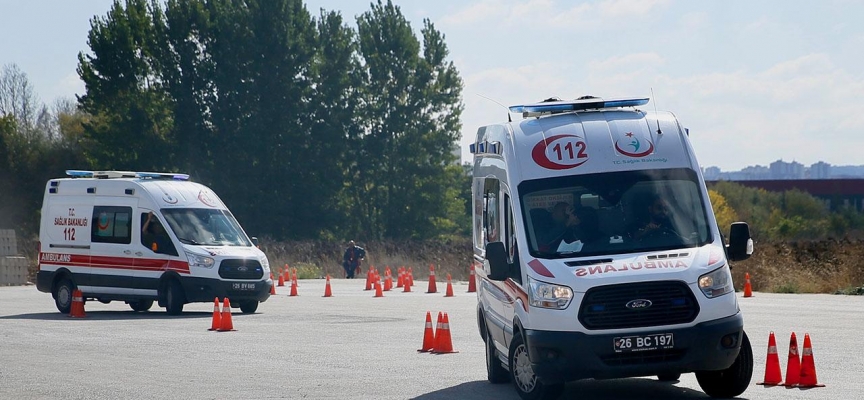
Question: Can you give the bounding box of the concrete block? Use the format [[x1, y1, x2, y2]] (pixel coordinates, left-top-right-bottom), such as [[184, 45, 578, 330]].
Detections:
[[0, 256, 29, 285], [0, 229, 18, 256]]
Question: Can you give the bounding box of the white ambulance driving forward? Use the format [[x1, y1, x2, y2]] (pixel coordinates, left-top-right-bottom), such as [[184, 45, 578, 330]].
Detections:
[[37, 170, 272, 315], [471, 97, 755, 400]]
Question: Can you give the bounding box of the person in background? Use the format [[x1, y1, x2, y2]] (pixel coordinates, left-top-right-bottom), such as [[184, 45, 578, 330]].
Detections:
[[342, 240, 366, 279]]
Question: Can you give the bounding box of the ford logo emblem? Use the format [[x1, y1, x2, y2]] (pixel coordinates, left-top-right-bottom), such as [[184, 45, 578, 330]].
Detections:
[[237, 266, 248, 272], [625, 299, 652, 310]]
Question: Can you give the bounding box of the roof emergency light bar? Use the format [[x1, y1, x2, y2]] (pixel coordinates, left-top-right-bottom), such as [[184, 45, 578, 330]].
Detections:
[[508, 96, 649, 118], [65, 170, 189, 181]]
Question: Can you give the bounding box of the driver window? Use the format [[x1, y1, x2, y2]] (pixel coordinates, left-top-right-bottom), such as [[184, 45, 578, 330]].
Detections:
[[504, 194, 522, 284], [483, 179, 500, 245], [140, 212, 178, 256]]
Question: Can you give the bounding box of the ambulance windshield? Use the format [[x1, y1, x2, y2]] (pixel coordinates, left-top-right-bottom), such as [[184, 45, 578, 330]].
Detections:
[[161, 208, 252, 247], [519, 168, 711, 258]]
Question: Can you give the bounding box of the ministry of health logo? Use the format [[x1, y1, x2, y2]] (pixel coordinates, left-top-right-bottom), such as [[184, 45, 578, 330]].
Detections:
[[614, 131, 654, 158]]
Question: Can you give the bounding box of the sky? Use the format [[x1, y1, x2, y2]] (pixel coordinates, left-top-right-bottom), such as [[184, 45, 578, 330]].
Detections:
[[2, 0, 863, 171]]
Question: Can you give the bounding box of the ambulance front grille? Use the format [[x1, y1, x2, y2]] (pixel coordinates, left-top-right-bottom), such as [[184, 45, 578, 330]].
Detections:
[[578, 281, 699, 330], [218, 259, 264, 280]]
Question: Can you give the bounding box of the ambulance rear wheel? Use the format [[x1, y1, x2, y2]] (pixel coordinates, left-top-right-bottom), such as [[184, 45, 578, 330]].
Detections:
[[164, 280, 185, 315], [129, 299, 154, 312], [239, 301, 258, 314], [53, 278, 74, 314], [509, 332, 564, 400], [486, 327, 509, 383], [696, 331, 753, 398]]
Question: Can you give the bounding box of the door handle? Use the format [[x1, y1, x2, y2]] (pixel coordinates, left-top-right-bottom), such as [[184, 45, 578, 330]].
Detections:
[[123, 250, 132, 255], [135, 252, 143, 256]]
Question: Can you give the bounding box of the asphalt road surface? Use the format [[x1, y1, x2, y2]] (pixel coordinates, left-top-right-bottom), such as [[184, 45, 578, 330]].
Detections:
[[1, 279, 862, 399]]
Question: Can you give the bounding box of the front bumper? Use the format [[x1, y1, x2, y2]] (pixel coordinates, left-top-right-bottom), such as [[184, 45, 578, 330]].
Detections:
[[180, 276, 272, 303], [525, 313, 744, 383]]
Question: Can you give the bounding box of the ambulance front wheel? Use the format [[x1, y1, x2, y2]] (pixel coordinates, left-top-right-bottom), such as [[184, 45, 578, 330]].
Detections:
[[53, 278, 74, 314], [509, 332, 564, 400], [164, 279, 185, 315], [239, 300, 258, 314], [695, 331, 753, 398]]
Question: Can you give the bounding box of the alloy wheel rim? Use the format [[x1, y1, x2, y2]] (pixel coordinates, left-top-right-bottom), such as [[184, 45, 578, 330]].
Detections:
[[513, 344, 536, 392]]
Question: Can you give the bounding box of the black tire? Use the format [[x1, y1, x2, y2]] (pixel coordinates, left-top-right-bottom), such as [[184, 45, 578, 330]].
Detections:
[[509, 332, 564, 400], [486, 328, 509, 384], [239, 301, 258, 314], [53, 278, 75, 314], [129, 299, 154, 312], [164, 280, 185, 315], [696, 331, 753, 398], [657, 373, 681, 381]]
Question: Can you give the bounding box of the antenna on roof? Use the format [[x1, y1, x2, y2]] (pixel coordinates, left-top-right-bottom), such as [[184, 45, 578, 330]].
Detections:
[[651, 87, 662, 135], [476, 93, 512, 123]]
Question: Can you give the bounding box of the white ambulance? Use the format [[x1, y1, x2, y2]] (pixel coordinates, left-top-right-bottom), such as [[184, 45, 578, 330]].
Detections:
[[471, 97, 755, 399], [36, 170, 273, 315]]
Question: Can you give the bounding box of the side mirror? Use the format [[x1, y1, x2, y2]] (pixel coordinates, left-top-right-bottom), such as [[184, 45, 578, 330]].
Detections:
[[728, 222, 754, 261], [486, 242, 508, 281], [251, 236, 259, 248]]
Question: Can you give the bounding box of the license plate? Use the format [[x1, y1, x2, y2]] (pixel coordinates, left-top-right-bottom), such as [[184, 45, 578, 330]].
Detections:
[[232, 282, 256, 291], [613, 333, 674, 353]]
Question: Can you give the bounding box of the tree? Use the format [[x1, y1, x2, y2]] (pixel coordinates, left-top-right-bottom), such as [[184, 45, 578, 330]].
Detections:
[[0, 63, 41, 140], [708, 189, 739, 237], [354, 0, 464, 239]]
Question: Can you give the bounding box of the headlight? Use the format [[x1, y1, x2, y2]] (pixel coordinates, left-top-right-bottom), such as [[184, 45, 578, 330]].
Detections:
[[527, 276, 573, 309], [260, 257, 270, 273], [698, 264, 733, 298], [186, 251, 215, 269]]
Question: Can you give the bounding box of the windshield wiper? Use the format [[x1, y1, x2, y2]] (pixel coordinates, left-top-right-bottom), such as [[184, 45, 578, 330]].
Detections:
[[177, 237, 202, 245]]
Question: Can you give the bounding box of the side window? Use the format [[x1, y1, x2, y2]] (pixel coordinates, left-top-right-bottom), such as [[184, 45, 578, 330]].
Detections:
[[504, 194, 522, 284], [91, 206, 132, 244], [483, 179, 500, 245]]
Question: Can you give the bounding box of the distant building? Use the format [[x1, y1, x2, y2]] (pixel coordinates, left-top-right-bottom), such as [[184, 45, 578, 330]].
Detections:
[[810, 162, 831, 179], [702, 166, 721, 180], [769, 159, 805, 180]]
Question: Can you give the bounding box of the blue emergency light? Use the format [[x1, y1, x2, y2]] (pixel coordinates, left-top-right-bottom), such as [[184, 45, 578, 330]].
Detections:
[[65, 170, 95, 178], [136, 172, 190, 181], [509, 96, 649, 116]]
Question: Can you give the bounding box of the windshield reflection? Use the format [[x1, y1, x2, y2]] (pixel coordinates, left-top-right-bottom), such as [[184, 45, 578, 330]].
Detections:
[[520, 168, 712, 258], [161, 208, 252, 247]]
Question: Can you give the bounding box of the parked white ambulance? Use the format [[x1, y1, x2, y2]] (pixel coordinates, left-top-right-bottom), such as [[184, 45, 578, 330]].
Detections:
[[37, 170, 272, 315], [471, 97, 755, 399]]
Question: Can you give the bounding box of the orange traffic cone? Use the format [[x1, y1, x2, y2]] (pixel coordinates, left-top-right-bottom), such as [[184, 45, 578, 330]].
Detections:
[[277, 273, 285, 287], [467, 264, 476, 293], [397, 267, 404, 288], [433, 312, 443, 348], [208, 297, 222, 331], [383, 273, 392, 291], [218, 298, 234, 331], [289, 277, 298, 297], [427, 264, 437, 293], [69, 289, 86, 318], [403, 273, 412, 292], [270, 280, 277, 295], [323, 274, 332, 297], [365, 270, 373, 291], [743, 272, 753, 297], [798, 333, 825, 388], [444, 273, 454, 297], [432, 313, 457, 354], [374, 277, 384, 298], [282, 265, 289, 285], [417, 311, 436, 352], [408, 268, 414, 287], [757, 332, 783, 385], [783, 332, 801, 387], [292, 269, 298, 287]]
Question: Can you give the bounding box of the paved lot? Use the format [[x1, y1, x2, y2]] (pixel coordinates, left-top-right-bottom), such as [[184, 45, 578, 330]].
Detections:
[[1, 279, 862, 399]]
